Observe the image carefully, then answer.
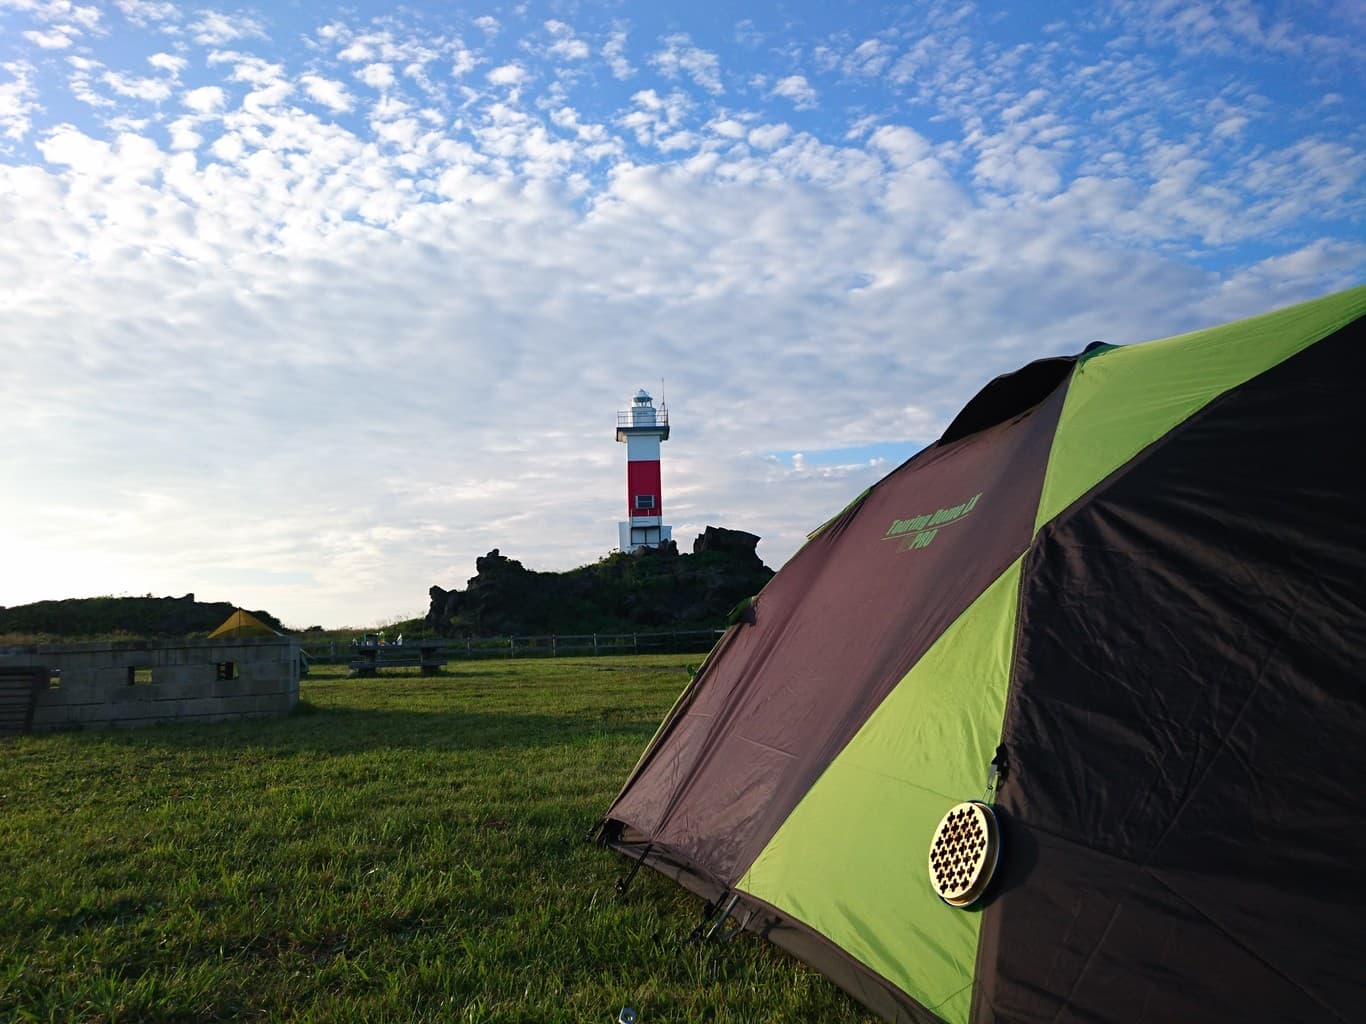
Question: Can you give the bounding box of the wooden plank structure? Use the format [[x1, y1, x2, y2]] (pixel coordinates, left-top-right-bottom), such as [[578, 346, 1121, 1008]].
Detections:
[[348, 643, 445, 678], [0, 666, 45, 737]]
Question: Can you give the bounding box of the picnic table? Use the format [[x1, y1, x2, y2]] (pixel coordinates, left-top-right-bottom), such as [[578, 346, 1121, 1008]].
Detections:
[[347, 642, 446, 678]]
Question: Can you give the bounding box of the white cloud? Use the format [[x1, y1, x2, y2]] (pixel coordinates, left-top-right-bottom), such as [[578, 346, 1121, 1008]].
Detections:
[[207, 50, 282, 86], [545, 20, 590, 61], [147, 53, 187, 75], [652, 34, 723, 94], [301, 73, 354, 113], [1207, 239, 1366, 314], [103, 70, 173, 102], [619, 89, 693, 149], [113, 0, 178, 26], [769, 451, 890, 481], [8, 0, 101, 36], [973, 138, 1065, 197], [845, 38, 894, 77], [748, 123, 790, 150], [35, 123, 116, 172], [451, 45, 477, 77], [66, 57, 114, 109], [550, 37, 590, 61], [1110, 0, 1355, 60], [710, 117, 746, 140], [771, 74, 817, 110], [487, 63, 528, 87], [207, 130, 242, 162], [325, 27, 444, 68], [337, 40, 375, 62], [24, 27, 75, 49], [551, 105, 621, 160], [190, 11, 267, 46], [1212, 114, 1248, 138], [0, 61, 38, 141], [356, 63, 396, 91], [166, 116, 201, 150], [182, 85, 225, 114], [474, 15, 499, 38], [1001, 88, 1048, 123], [604, 29, 634, 79], [735, 19, 763, 48]]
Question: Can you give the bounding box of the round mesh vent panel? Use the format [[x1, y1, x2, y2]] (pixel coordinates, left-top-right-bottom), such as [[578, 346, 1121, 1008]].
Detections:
[[928, 800, 1000, 908]]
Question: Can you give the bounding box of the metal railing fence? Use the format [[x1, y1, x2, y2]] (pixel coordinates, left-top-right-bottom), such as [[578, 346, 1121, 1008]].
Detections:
[[302, 627, 723, 664]]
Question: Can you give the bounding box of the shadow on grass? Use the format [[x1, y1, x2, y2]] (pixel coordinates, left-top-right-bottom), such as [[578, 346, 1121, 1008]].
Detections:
[[46, 704, 661, 755]]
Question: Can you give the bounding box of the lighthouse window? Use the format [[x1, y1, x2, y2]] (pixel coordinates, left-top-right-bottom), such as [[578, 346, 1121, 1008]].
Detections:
[[634, 494, 656, 510]]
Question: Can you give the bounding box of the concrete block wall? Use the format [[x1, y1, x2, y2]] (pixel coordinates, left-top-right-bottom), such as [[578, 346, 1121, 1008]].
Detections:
[[0, 637, 300, 731]]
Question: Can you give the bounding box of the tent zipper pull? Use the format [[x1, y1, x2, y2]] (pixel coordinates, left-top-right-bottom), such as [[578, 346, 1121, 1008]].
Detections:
[[983, 744, 1008, 802]]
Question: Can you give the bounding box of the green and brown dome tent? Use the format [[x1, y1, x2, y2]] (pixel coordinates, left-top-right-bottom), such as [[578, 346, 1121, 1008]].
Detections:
[[595, 285, 1366, 1024]]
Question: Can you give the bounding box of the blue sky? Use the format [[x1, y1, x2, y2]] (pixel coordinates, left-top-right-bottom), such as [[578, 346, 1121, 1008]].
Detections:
[[1, 0, 1362, 627]]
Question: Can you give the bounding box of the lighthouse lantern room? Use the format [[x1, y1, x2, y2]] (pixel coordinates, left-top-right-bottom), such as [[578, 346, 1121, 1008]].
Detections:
[[616, 389, 672, 552]]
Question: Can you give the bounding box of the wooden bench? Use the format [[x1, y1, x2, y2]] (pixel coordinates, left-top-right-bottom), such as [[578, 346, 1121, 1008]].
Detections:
[[347, 647, 445, 678], [0, 666, 44, 737]]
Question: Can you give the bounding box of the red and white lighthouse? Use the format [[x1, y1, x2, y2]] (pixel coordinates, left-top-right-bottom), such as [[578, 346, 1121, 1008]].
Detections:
[[616, 389, 672, 552]]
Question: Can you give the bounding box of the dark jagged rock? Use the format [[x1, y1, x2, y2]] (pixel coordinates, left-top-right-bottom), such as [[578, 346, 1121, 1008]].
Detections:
[[692, 526, 763, 564], [425, 528, 774, 637]]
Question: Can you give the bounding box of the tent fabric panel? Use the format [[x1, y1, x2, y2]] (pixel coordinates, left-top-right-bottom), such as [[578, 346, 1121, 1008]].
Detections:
[[976, 316, 1366, 1022], [938, 356, 1076, 445], [758, 908, 953, 1024], [605, 837, 946, 1024], [603, 623, 745, 813], [1034, 284, 1366, 534], [606, 381, 1068, 888], [207, 609, 276, 638], [739, 560, 1024, 1024]]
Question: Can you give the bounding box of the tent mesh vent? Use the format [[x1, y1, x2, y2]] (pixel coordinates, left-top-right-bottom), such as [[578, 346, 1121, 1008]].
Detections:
[[928, 800, 1000, 908]]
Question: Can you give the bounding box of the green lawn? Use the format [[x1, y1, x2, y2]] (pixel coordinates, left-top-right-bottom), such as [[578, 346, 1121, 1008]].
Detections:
[[0, 657, 874, 1023]]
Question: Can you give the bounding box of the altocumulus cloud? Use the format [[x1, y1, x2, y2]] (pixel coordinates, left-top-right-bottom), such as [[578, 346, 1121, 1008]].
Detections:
[[0, 0, 1361, 627]]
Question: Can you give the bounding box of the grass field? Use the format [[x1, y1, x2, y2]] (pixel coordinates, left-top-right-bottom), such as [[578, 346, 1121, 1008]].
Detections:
[[0, 657, 875, 1023]]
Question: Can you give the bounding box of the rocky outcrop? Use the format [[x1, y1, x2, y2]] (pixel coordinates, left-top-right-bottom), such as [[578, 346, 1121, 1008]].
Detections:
[[425, 529, 774, 637], [692, 526, 763, 564]]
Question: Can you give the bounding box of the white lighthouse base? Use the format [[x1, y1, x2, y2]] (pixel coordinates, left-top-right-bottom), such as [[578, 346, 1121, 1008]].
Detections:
[[620, 518, 672, 552]]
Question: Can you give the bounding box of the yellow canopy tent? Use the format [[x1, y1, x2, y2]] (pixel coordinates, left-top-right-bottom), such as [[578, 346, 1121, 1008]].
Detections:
[[207, 609, 279, 638]]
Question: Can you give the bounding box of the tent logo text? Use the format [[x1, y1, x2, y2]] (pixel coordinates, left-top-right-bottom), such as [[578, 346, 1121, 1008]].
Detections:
[[883, 492, 982, 552]]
